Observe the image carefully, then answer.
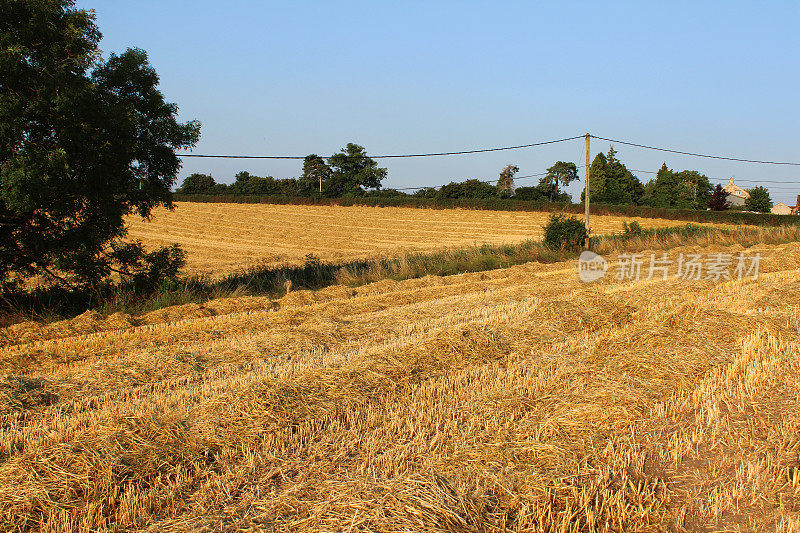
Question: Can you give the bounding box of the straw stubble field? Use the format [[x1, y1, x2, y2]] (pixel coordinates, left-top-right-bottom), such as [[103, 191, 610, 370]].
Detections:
[[1, 238, 798, 531], [125, 202, 719, 277]]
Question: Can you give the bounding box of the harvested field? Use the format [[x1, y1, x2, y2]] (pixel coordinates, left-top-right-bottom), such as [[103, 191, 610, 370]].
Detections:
[[1, 241, 798, 531], [126, 202, 723, 277]]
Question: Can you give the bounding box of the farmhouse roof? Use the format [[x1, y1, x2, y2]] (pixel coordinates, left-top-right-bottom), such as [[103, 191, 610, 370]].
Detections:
[[722, 178, 749, 199]]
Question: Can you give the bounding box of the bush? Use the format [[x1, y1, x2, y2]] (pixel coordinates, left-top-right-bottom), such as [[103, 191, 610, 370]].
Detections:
[[623, 220, 643, 235], [543, 214, 588, 250]]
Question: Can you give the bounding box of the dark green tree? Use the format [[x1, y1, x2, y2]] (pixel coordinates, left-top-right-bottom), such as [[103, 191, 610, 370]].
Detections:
[[674, 170, 713, 209], [542, 161, 579, 202], [275, 178, 299, 196], [178, 173, 216, 194], [230, 171, 253, 194], [0, 0, 200, 288], [412, 187, 438, 199], [436, 179, 497, 199], [512, 186, 545, 201], [643, 164, 712, 209], [543, 214, 588, 251], [744, 186, 773, 213], [298, 154, 330, 196], [708, 184, 731, 211], [325, 144, 387, 197], [585, 148, 643, 205]]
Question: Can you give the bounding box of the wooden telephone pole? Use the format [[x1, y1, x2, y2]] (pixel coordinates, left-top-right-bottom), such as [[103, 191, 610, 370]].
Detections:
[[584, 133, 591, 248]]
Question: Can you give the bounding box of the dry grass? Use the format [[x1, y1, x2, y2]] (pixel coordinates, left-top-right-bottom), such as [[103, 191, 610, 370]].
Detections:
[[1, 237, 798, 531], [126, 202, 729, 277]]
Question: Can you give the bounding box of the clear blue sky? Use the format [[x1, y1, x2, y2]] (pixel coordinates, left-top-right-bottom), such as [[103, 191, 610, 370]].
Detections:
[[78, 1, 800, 203]]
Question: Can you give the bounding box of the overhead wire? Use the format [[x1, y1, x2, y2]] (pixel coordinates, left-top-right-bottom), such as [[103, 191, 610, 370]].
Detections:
[[177, 133, 798, 190], [177, 135, 584, 160], [590, 135, 800, 166]]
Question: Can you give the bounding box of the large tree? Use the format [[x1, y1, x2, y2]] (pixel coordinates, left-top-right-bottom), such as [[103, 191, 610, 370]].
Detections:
[[497, 164, 518, 198], [744, 186, 773, 213], [541, 161, 579, 202], [178, 173, 216, 194], [325, 143, 386, 197], [0, 0, 200, 288], [643, 164, 712, 209], [586, 148, 643, 205], [297, 154, 331, 196]]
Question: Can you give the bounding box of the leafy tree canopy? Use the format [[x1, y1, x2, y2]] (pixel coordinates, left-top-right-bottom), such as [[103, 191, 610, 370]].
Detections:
[[542, 161, 579, 202], [178, 173, 216, 194], [642, 164, 712, 209], [1, 0, 200, 288], [586, 148, 644, 205], [298, 154, 330, 196], [744, 186, 773, 213], [325, 144, 386, 197], [437, 179, 497, 200]]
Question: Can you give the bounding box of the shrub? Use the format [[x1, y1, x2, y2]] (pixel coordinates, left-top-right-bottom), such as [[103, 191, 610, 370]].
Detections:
[[623, 220, 643, 235], [543, 214, 588, 250]]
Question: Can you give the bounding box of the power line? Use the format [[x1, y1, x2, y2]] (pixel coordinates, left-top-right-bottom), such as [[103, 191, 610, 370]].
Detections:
[[591, 135, 800, 166], [178, 133, 800, 166], [177, 135, 584, 160]]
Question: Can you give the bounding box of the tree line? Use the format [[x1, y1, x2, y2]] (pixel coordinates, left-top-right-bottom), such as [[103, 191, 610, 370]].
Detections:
[[179, 155, 582, 203], [180, 146, 775, 213]]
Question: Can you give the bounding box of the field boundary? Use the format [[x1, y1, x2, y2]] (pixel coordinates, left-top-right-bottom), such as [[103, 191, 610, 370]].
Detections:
[[6, 223, 800, 324], [172, 193, 800, 226]]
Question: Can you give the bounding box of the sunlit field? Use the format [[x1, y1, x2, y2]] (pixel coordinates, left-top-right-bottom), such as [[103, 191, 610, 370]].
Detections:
[[126, 202, 725, 277], [2, 239, 798, 531]]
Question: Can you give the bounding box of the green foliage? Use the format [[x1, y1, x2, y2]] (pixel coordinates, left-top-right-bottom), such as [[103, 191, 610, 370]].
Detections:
[[543, 214, 588, 250], [275, 178, 299, 196], [437, 179, 497, 199], [708, 184, 731, 211], [230, 171, 285, 195], [586, 148, 644, 205], [0, 0, 199, 288], [298, 154, 330, 196], [745, 186, 773, 213], [623, 220, 643, 235], [541, 161, 579, 202], [497, 165, 518, 198], [112, 241, 186, 291], [642, 164, 712, 209], [325, 143, 387, 197], [178, 173, 216, 194], [512, 186, 545, 201]]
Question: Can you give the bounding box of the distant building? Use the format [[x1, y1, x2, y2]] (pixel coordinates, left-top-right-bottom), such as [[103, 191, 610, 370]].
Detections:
[[771, 202, 793, 215], [722, 178, 749, 207], [792, 195, 800, 215]]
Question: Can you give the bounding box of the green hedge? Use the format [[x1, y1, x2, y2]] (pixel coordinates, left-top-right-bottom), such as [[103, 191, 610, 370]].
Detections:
[[171, 194, 800, 227]]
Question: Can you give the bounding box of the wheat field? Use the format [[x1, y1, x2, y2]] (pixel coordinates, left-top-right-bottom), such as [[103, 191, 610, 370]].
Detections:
[[125, 202, 720, 277], [1, 238, 798, 531]]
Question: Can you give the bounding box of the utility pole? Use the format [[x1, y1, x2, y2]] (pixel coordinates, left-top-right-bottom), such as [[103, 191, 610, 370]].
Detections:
[[319, 173, 322, 194], [584, 133, 591, 248]]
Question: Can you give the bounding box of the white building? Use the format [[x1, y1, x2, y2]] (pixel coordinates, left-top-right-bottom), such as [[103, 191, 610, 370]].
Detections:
[[771, 202, 793, 215]]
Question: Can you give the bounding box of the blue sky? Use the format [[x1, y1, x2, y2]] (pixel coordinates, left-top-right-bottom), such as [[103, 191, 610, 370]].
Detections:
[[77, 1, 800, 203]]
